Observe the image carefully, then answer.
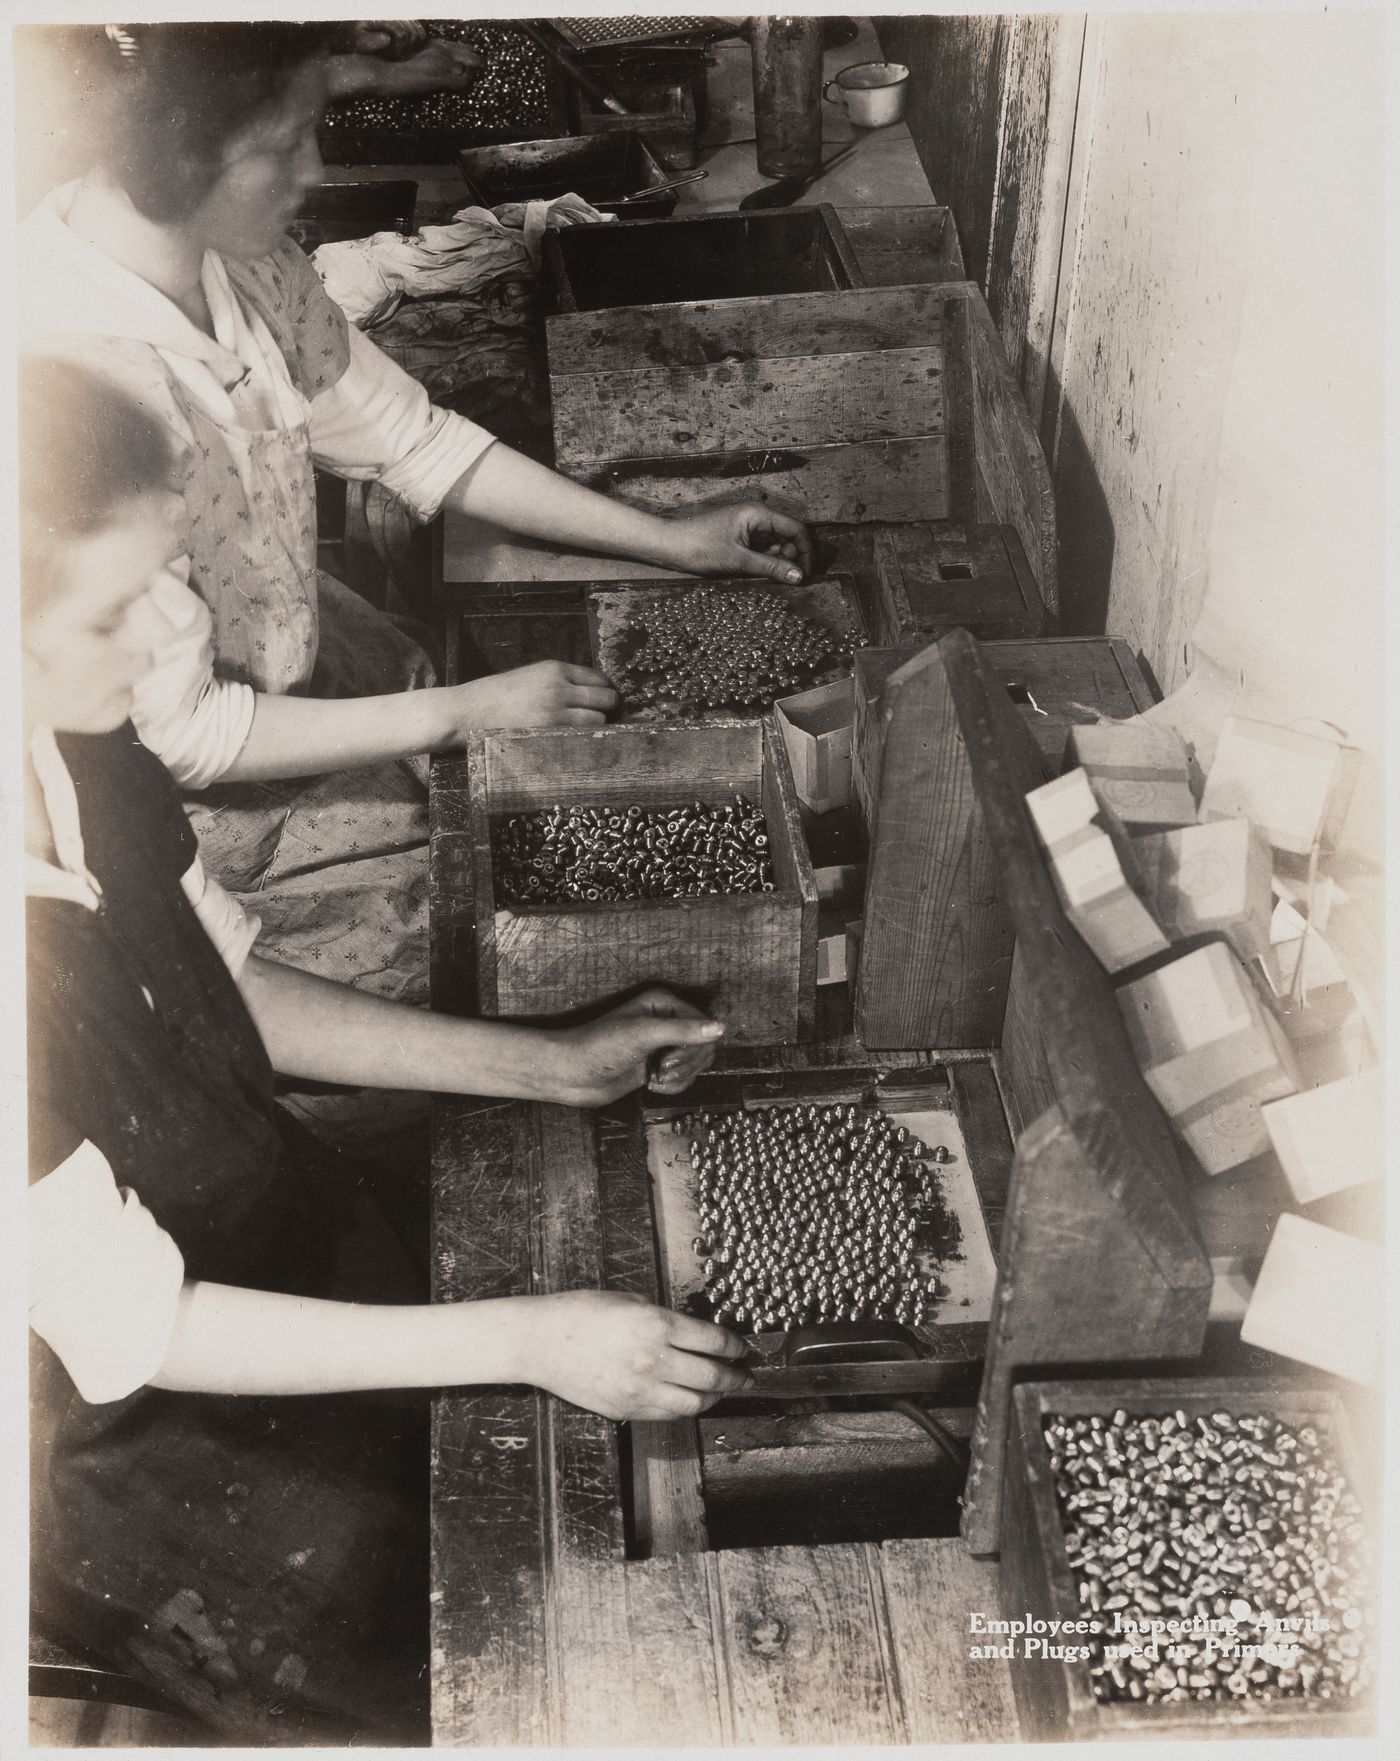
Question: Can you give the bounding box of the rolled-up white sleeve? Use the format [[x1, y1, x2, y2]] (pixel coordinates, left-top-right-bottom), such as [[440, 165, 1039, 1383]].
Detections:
[[130, 565, 257, 789], [308, 322, 497, 521], [180, 857, 260, 977], [29, 1140, 186, 1405]]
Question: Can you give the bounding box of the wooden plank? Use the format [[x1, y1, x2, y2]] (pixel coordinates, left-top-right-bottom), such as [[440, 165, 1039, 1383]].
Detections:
[[877, 1538, 1021, 1742], [536, 1105, 626, 1567], [548, 282, 952, 375], [574, 434, 951, 526], [877, 15, 1010, 286], [984, 14, 1085, 431], [553, 345, 948, 470], [630, 1420, 709, 1556], [551, 1555, 728, 1747], [834, 203, 967, 286], [949, 1060, 1015, 1253], [854, 641, 1012, 1049], [996, 940, 1056, 1139], [713, 1544, 905, 1743], [430, 1098, 549, 1746], [967, 281, 1059, 613], [942, 291, 980, 525], [471, 719, 763, 814]]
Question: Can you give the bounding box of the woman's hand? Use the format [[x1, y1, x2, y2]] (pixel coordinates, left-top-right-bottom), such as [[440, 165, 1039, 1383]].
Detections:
[[661, 503, 815, 584], [522, 1290, 750, 1419], [552, 989, 725, 1106], [441, 661, 618, 739]]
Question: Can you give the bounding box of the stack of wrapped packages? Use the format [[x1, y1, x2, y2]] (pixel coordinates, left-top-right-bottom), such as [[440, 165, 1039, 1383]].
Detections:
[[1026, 715, 1381, 1387]]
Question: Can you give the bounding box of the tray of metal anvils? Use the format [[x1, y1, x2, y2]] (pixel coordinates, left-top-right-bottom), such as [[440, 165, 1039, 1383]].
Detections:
[[586, 576, 867, 724], [644, 1082, 998, 1396]]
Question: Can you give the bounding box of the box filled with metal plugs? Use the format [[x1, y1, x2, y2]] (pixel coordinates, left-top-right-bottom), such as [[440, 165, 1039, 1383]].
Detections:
[[463, 717, 819, 1044], [1000, 1378, 1375, 1740]]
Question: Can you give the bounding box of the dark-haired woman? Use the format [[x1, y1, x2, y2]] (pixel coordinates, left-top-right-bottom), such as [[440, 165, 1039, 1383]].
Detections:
[[24, 359, 747, 1743], [17, 22, 811, 1146]]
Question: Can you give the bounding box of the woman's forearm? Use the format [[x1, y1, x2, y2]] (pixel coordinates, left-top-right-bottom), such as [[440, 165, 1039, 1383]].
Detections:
[[237, 954, 562, 1100], [444, 442, 692, 570], [149, 1281, 528, 1396], [220, 687, 457, 782]]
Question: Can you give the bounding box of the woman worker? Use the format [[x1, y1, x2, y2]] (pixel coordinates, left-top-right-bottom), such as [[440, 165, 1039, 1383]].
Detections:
[[16, 22, 811, 1144], [23, 358, 749, 1743]]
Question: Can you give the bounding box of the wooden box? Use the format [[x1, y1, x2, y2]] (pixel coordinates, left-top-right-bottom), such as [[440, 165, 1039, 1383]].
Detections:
[[287, 179, 416, 254], [544, 205, 862, 314], [457, 131, 676, 218], [547, 280, 987, 533], [873, 522, 1048, 643], [644, 1061, 1008, 1399], [1001, 1377, 1374, 1741], [584, 575, 866, 725], [833, 204, 966, 286], [464, 719, 818, 1044], [852, 636, 1157, 1049], [568, 77, 700, 171]]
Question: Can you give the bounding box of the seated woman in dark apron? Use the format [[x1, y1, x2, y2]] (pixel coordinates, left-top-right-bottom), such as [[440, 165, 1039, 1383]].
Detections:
[[16, 22, 812, 1088], [22, 360, 749, 1746]]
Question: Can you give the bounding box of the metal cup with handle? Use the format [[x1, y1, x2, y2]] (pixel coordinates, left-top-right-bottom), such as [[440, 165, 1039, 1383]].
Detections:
[[823, 60, 910, 128]]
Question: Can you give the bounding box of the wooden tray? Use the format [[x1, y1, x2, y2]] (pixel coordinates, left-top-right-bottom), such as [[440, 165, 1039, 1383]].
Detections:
[[1002, 1377, 1375, 1742], [644, 1060, 1009, 1397], [457, 131, 676, 218], [287, 179, 416, 254], [585, 575, 867, 723], [464, 717, 818, 1044]]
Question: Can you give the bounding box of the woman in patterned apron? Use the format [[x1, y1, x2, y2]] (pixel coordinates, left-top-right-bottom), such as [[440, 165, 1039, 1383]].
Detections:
[[17, 22, 812, 1148], [23, 358, 749, 1743]]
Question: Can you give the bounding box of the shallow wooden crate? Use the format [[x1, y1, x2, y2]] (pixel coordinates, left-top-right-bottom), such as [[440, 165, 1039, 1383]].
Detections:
[[544, 204, 863, 313], [585, 574, 868, 724], [643, 1061, 1006, 1399], [1001, 1377, 1375, 1742], [852, 635, 1157, 1050], [464, 719, 818, 1044], [546, 280, 1057, 616], [873, 521, 1048, 643]]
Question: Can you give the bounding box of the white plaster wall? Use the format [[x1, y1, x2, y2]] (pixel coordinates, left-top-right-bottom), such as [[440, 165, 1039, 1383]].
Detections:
[[1049, 9, 1384, 877]]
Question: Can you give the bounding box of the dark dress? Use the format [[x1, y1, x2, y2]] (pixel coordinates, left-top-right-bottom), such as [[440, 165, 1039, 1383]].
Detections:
[[27, 726, 431, 1745]]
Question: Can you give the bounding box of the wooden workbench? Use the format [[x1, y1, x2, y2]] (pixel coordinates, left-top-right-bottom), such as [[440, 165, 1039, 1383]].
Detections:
[[428, 800, 1021, 1743]]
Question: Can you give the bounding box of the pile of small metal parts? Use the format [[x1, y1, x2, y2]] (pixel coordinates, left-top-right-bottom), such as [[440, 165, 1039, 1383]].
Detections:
[[676, 1103, 949, 1330], [322, 24, 553, 137], [493, 797, 775, 906], [1046, 1407, 1373, 1707], [613, 586, 858, 713]]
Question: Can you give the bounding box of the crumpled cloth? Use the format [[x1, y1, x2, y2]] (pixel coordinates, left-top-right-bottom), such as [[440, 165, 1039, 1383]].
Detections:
[[311, 194, 614, 326]]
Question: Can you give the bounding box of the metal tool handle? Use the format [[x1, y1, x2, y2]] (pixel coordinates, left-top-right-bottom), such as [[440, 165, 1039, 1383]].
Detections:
[[608, 169, 710, 207]]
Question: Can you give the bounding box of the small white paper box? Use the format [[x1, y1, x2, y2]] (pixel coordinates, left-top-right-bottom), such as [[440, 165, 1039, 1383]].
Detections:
[[1262, 1068, 1383, 1205], [775, 678, 853, 815], [1201, 716, 1359, 855], [1241, 1214, 1383, 1383], [1134, 818, 1273, 963], [1067, 720, 1197, 832]]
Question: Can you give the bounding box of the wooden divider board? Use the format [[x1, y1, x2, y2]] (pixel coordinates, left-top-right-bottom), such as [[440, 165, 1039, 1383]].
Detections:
[[939, 631, 1213, 1556]]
